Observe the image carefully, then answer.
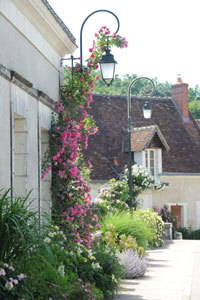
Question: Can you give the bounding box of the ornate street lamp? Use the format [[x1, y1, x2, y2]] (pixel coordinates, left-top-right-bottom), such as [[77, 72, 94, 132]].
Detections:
[[127, 77, 155, 208], [143, 101, 152, 119], [80, 9, 120, 85], [99, 48, 117, 86]]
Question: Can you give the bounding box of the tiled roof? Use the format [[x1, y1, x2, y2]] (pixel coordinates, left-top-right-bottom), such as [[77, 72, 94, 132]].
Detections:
[[129, 125, 170, 152], [84, 94, 200, 180], [196, 120, 200, 129], [42, 0, 76, 43]]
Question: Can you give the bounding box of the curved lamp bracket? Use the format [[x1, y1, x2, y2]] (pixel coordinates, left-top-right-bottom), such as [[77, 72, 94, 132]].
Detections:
[[80, 9, 120, 67], [127, 77, 155, 118]]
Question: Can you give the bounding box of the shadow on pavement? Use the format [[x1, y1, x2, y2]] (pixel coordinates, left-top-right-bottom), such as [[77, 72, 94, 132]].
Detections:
[[114, 294, 148, 300], [119, 280, 139, 286]]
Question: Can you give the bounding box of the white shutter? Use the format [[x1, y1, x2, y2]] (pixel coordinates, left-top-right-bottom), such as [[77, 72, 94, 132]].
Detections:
[[196, 202, 200, 229], [156, 149, 162, 175]]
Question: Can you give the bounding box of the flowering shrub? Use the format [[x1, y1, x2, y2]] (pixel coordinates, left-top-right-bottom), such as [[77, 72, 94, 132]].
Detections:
[[153, 205, 180, 231], [90, 242, 123, 299], [69, 279, 104, 300], [133, 209, 165, 247], [122, 164, 169, 197], [96, 165, 169, 212], [102, 224, 146, 257], [96, 179, 129, 213], [99, 221, 148, 279], [0, 262, 28, 300], [117, 249, 148, 279], [67, 238, 122, 299]]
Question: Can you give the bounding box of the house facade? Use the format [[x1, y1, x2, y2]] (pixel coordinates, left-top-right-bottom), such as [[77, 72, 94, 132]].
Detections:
[[85, 77, 200, 229], [0, 0, 77, 215]]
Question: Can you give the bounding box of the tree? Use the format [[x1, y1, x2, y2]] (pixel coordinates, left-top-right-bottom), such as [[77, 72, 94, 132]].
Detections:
[[94, 73, 200, 119], [94, 73, 172, 97], [189, 100, 200, 119], [188, 85, 200, 102]]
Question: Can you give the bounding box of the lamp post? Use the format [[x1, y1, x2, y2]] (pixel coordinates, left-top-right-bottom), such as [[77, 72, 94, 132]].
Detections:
[[127, 77, 155, 208], [80, 9, 120, 86]]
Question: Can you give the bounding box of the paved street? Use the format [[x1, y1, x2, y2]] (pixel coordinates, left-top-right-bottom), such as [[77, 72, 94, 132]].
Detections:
[[114, 240, 200, 300]]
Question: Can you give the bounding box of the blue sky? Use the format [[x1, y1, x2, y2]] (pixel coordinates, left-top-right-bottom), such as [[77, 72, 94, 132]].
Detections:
[[49, 0, 200, 87]]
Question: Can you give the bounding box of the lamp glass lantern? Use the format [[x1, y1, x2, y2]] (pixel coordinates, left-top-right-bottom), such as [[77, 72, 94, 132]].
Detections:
[[99, 48, 117, 86], [143, 101, 152, 119]]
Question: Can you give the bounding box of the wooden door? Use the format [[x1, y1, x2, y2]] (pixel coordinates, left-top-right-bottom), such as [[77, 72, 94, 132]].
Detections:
[[171, 205, 181, 227]]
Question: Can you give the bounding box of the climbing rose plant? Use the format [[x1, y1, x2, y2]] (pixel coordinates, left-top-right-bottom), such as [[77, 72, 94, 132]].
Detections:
[[42, 26, 128, 248]]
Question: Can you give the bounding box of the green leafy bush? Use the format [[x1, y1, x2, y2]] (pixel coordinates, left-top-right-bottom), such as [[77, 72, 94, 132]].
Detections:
[[68, 240, 122, 299], [0, 189, 39, 263], [102, 224, 146, 258], [100, 212, 154, 248], [178, 227, 200, 240], [133, 209, 165, 247], [92, 243, 123, 299], [99, 216, 149, 280]]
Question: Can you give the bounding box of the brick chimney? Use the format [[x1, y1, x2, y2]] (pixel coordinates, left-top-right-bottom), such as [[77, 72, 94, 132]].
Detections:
[[171, 76, 189, 121]]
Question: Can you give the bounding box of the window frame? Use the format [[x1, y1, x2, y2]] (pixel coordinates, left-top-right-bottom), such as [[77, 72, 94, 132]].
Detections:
[[145, 148, 156, 176]]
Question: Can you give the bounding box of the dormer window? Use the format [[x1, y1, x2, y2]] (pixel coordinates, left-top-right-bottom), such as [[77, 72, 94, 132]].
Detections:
[[125, 125, 170, 178]]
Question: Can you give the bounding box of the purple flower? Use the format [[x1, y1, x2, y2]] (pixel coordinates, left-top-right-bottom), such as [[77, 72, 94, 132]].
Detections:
[[17, 273, 26, 280], [117, 249, 148, 279]]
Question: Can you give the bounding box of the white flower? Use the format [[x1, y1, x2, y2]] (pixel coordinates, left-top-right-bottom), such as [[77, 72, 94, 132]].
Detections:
[[0, 268, 6, 276], [77, 248, 82, 255], [58, 265, 65, 276], [48, 231, 56, 238], [92, 262, 101, 269], [10, 278, 18, 285], [5, 281, 14, 290], [112, 274, 118, 283], [44, 237, 51, 243], [88, 250, 95, 260]]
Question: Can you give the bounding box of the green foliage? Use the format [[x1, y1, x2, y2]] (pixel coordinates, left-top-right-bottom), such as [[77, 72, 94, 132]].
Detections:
[[0, 189, 39, 263], [100, 212, 154, 249], [133, 209, 165, 247], [68, 281, 104, 300], [67, 241, 122, 299], [178, 227, 200, 240], [102, 223, 146, 258], [91, 242, 123, 298], [94, 73, 172, 97], [189, 99, 200, 119], [188, 85, 200, 102]]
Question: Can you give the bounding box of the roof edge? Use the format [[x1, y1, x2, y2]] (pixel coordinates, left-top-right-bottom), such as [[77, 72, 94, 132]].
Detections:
[[132, 125, 170, 151], [42, 0, 76, 44], [93, 93, 172, 101], [11, 0, 77, 56]]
